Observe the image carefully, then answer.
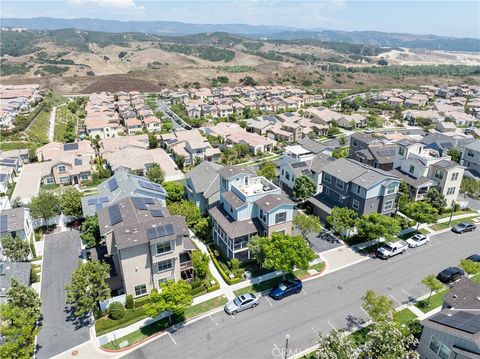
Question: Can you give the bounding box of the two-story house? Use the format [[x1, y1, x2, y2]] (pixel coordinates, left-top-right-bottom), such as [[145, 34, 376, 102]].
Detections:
[[309, 158, 400, 219], [209, 165, 295, 261], [0, 207, 34, 257], [461, 141, 480, 178], [98, 197, 196, 298], [185, 162, 224, 214]]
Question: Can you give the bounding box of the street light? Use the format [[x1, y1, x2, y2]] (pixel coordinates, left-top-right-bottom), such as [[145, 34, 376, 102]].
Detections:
[[284, 334, 290, 359]]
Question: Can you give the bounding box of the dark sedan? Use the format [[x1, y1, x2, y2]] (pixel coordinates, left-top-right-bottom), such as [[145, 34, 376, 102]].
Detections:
[[437, 267, 464, 284], [270, 279, 302, 300], [466, 254, 480, 263], [451, 222, 476, 234]]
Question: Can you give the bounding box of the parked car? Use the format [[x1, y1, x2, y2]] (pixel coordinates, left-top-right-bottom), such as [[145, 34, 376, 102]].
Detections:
[[436, 267, 464, 284], [376, 240, 408, 259], [224, 293, 259, 315], [451, 222, 476, 234], [466, 254, 480, 263], [406, 234, 429, 248], [270, 279, 302, 300]]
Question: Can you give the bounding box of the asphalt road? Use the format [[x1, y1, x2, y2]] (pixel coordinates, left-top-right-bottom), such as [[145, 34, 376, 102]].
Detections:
[[122, 228, 479, 359], [36, 231, 90, 359], [156, 99, 188, 130]]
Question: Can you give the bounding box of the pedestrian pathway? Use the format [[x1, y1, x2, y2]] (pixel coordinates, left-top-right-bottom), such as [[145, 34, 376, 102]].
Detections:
[[48, 106, 57, 142]]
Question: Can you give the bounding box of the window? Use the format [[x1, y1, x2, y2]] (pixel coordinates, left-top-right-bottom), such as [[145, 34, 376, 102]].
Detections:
[[352, 139, 358, 147], [398, 147, 405, 155], [335, 178, 345, 190], [386, 183, 396, 195], [156, 241, 172, 255], [467, 150, 474, 157], [158, 277, 173, 287], [157, 259, 173, 272], [134, 284, 147, 297], [352, 199, 360, 210], [80, 173, 89, 180], [275, 212, 287, 224], [384, 199, 394, 211], [281, 169, 284, 176], [324, 187, 330, 195], [60, 176, 70, 184], [58, 165, 66, 173], [45, 177, 55, 184], [408, 165, 415, 174], [286, 172, 290, 180], [451, 172, 459, 181], [434, 170, 444, 180], [356, 185, 361, 194], [323, 173, 331, 184], [447, 187, 456, 195], [429, 336, 451, 359]]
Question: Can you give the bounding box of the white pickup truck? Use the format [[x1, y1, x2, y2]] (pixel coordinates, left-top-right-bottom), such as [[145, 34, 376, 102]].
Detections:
[[376, 240, 408, 259]]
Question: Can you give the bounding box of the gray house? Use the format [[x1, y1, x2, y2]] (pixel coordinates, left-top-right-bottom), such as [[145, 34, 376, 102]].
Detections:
[[0, 261, 31, 304], [185, 161, 224, 214], [308, 158, 400, 219], [0, 208, 34, 256], [461, 141, 480, 178]]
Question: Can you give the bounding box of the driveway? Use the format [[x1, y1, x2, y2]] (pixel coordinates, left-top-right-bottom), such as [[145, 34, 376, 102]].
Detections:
[[122, 228, 479, 359], [36, 230, 90, 359]]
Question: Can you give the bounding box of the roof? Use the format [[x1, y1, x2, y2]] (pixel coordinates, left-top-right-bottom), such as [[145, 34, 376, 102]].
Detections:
[[209, 205, 263, 238], [310, 153, 336, 173], [254, 193, 294, 212], [443, 277, 480, 310], [298, 137, 327, 154], [0, 207, 27, 233], [433, 159, 462, 171], [217, 165, 254, 180], [222, 191, 246, 209], [390, 169, 437, 188], [185, 161, 223, 196], [465, 141, 480, 152], [0, 262, 31, 303], [350, 132, 376, 144], [422, 309, 480, 342]]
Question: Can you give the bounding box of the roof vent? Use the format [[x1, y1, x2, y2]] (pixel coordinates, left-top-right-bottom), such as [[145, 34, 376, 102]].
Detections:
[[265, 202, 270, 205]]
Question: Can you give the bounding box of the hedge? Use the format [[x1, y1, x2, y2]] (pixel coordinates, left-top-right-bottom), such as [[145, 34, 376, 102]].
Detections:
[[207, 283, 220, 293], [95, 307, 146, 336], [134, 295, 151, 308], [207, 246, 242, 285]]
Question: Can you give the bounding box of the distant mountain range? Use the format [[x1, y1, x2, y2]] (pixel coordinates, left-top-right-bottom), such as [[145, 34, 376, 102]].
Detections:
[[2, 17, 479, 52]]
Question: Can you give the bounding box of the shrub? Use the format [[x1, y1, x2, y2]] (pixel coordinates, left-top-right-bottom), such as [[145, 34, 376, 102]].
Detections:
[[108, 302, 126, 320], [125, 294, 134, 309]]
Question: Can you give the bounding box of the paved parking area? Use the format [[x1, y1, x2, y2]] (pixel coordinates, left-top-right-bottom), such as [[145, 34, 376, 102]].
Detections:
[[36, 230, 90, 359], [292, 227, 341, 253]]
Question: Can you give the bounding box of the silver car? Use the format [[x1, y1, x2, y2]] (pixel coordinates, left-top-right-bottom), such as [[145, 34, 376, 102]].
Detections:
[[224, 293, 259, 315]]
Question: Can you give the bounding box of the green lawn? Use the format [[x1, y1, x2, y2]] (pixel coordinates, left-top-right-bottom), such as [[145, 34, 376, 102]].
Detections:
[[292, 262, 326, 280], [54, 106, 77, 142], [0, 141, 36, 151], [430, 215, 479, 231], [26, 109, 51, 144], [95, 307, 147, 337], [471, 273, 480, 284], [415, 290, 448, 313], [393, 308, 417, 324], [438, 209, 476, 219], [101, 296, 228, 349], [349, 325, 371, 346]]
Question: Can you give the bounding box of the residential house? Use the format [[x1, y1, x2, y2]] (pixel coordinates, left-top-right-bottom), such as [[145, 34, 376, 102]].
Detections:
[[421, 133, 476, 157], [143, 116, 161, 132], [436, 121, 457, 133], [0, 207, 34, 244], [337, 114, 367, 129], [85, 118, 120, 139], [403, 110, 443, 125], [209, 165, 295, 260], [125, 118, 143, 135], [0, 262, 31, 304], [98, 197, 196, 297], [444, 112, 477, 127], [185, 162, 224, 214], [461, 141, 480, 178], [308, 158, 400, 219], [304, 107, 343, 126]]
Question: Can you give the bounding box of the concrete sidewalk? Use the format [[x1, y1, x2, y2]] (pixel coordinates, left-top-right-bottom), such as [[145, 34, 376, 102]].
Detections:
[[319, 246, 370, 274]]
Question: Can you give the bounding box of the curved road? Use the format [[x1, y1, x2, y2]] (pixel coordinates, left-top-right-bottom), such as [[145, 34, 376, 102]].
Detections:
[[121, 229, 479, 359]]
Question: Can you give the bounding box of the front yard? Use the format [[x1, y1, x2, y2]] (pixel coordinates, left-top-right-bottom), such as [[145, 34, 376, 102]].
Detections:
[[415, 290, 448, 313], [429, 215, 479, 231]]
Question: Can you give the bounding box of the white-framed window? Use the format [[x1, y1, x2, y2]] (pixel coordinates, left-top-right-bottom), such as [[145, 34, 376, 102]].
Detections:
[[58, 165, 66, 173], [451, 172, 459, 181], [324, 187, 330, 195], [386, 183, 396, 195], [134, 283, 147, 297], [286, 172, 290, 180], [467, 150, 474, 157], [356, 185, 361, 194], [156, 241, 172, 255], [352, 199, 360, 210], [335, 178, 344, 190], [157, 259, 173, 273], [399, 147, 405, 155], [447, 187, 456, 195], [409, 165, 415, 174], [383, 199, 394, 211], [80, 173, 89, 180], [323, 173, 331, 184], [60, 176, 70, 184], [275, 212, 287, 224], [429, 335, 451, 359], [45, 177, 55, 184], [158, 277, 173, 287], [434, 170, 444, 180]]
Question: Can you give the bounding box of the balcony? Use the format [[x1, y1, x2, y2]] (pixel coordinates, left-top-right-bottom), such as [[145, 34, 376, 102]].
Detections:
[[179, 252, 193, 270]]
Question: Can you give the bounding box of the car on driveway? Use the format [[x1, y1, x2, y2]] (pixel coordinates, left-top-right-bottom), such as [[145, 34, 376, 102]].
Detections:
[[224, 293, 259, 315], [436, 267, 464, 284], [269, 279, 302, 300], [466, 254, 480, 263], [406, 234, 429, 248], [451, 222, 476, 234]]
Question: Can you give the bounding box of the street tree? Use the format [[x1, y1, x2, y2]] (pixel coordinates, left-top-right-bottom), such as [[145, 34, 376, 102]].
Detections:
[[0, 303, 39, 359], [148, 133, 158, 149], [65, 260, 110, 317], [59, 187, 83, 218], [256, 161, 276, 181], [459, 259, 480, 275], [361, 290, 395, 322], [315, 330, 359, 359], [293, 176, 315, 201], [146, 164, 165, 184], [425, 188, 447, 214], [247, 235, 267, 268], [80, 215, 100, 248], [145, 280, 192, 322], [252, 232, 316, 273], [6, 278, 42, 321], [326, 207, 358, 239], [0, 235, 30, 261], [421, 275, 445, 305], [163, 181, 185, 204], [28, 191, 61, 226], [192, 250, 209, 279], [403, 201, 438, 230], [355, 213, 401, 243], [460, 177, 480, 199], [193, 217, 211, 242], [293, 213, 321, 238]]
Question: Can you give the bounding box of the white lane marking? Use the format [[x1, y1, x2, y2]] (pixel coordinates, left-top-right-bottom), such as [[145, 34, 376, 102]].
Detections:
[[167, 332, 177, 346], [302, 288, 308, 295], [389, 294, 403, 306], [360, 306, 370, 317], [401, 289, 411, 297], [312, 327, 317, 335], [230, 314, 235, 319], [209, 314, 218, 326], [327, 321, 338, 332], [265, 296, 274, 307]]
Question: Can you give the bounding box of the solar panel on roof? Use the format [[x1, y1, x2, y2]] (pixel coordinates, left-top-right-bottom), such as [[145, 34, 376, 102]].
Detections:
[[146, 223, 174, 240], [430, 311, 480, 334], [0, 173, 7, 182], [0, 215, 7, 232], [108, 205, 122, 225], [63, 143, 79, 151], [108, 178, 119, 191], [150, 210, 164, 217], [376, 148, 395, 157], [132, 197, 147, 210], [98, 197, 109, 203], [138, 180, 153, 190], [291, 162, 307, 168], [164, 223, 174, 236], [143, 198, 155, 205], [0, 161, 15, 167], [0, 158, 15, 163]]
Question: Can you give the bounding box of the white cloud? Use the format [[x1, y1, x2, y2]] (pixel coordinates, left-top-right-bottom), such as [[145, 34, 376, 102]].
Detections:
[[67, 0, 144, 12]]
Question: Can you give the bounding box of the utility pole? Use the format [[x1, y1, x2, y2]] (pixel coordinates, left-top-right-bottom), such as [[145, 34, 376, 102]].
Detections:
[[448, 200, 455, 226]]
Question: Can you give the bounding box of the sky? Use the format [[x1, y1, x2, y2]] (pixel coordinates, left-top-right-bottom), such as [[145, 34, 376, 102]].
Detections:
[[1, 0, 479, 38]]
